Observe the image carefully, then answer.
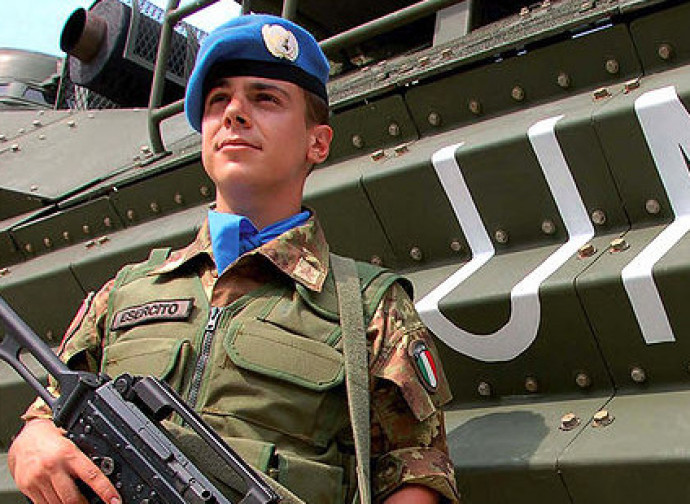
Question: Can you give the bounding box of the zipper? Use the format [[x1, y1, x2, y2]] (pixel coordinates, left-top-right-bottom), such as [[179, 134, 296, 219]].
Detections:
[[187, 306, 222, 410]]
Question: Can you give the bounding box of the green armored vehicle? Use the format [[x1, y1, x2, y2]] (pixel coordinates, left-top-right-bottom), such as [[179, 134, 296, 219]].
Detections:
[[2, 0, 690, 502]]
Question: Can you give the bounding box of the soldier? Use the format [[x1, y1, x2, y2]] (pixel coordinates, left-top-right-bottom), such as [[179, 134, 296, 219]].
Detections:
[[8, 14, 460, 504]]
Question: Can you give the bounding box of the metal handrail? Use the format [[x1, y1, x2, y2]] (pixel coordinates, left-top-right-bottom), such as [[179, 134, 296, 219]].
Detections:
[[147, 0, 462, 153]]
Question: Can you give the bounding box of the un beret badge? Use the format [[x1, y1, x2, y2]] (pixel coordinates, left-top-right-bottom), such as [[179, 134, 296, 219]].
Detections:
[[262, 24, 299, 61], [409, 339, 438, 392]]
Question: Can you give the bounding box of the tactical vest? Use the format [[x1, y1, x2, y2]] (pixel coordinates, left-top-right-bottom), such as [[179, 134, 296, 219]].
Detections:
[[100, 248, 408, 504]]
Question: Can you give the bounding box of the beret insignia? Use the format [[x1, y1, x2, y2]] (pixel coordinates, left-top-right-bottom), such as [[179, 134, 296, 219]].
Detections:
[[408, 339, 439, 392], [261, 24, 299, 61]]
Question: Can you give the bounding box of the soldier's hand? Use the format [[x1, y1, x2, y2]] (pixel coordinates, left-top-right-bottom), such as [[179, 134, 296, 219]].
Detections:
[[8, 418, 121, 504]]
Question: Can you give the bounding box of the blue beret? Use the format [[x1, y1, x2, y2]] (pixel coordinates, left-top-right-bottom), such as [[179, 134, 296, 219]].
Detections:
[[185, 14, 329, 132]]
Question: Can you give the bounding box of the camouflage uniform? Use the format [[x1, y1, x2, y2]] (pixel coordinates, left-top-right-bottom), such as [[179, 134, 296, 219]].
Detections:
[[25, 215, 459, 504]]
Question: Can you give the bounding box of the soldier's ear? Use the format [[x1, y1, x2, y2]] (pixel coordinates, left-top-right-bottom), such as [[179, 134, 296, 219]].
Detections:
[[306, 124, 333, 165]]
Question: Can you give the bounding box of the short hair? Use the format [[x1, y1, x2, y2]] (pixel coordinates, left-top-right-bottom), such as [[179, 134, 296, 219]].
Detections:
[[304, 89, 330, 126]]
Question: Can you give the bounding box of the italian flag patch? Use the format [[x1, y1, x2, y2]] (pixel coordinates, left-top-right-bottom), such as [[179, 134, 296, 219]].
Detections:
[[409, 340, 438, 392]]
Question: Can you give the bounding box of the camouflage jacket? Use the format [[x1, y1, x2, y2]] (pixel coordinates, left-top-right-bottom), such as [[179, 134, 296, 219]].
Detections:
[[26, 215, 460, 504]]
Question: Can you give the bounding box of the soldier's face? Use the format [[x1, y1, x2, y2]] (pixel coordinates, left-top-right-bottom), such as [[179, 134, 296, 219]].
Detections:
[[201, 75, 331, 212]]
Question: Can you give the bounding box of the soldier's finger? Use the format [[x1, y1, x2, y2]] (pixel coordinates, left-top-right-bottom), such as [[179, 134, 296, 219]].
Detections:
[[69, 455, 120, 504], [51, 472, 89, 504], [35, 483, 62, 504]]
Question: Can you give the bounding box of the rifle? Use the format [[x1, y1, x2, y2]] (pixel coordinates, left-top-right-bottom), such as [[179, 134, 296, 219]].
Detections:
[[0, 297, 280, 504]]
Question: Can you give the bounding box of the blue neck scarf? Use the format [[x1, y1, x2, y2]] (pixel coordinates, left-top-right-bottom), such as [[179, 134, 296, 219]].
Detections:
[[208, 209, 311, 276]]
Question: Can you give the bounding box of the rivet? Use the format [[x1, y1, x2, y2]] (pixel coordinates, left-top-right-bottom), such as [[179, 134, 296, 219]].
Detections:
[[542, 0, 551, 8], [126, 209, 136, 221], [645, 199, 661, 215], [200, 185, 211, 197], [525, 376, 539, 393], [32, 120, 42, 127], [85, 240, 96, 248], [577, 243, 596, 259], [0, 267, 10, 276], [519, 6, 530, 16], [11, 143, 20, 152], [541, 219, 556, 235], [579, 0, 594, 11], [82, 225, 91, 235], [409, 247, 423, 261], [592, 409, 614, 427], [30, 185, 38, 192], [630, 366, 646, 383], [441, 48, 453, 59], [560, 412, 580, 431], [43, 237, 52, 248], [609, 237, 629, 253], [371, 150, 386, 161], [24, 243, 34, 253], [468, 100, 482, 115], [67, 119, 76, 128], [150, 202, 160, 213], [593, 87, 611, 100], [88, 112, 95, 119], [418, 56, 430, 67], [103, 216, 112, 228], [511, 85, 526, 101], [375, 72, 388, 82], [450, 239, 463, 252], [370, 255, 383, 266], [388, 123, 401, 137], [605, 59, 619, 75], [624, 78, 640, 93], [494, 229, 509, 244], [174, 193, 184, 205], [658, 43, 673, 61], [477, 381, 492, 397], [38, 134, 46, 140], [352, 134, 364, 149], [427, 112, 442, 126], [394, 143, 410, 156], [18, 128, 25, 134], [37, 110, 44, 116], [140, 145, 151, 153], [591, 209, 606, 226], [97, 236, 109, 244], [0, 134, 5, 141], [62, 231, 71, 241], [557, 72, 571, 89], [575, 372, 591, 388], [45, 330, 54, 341]]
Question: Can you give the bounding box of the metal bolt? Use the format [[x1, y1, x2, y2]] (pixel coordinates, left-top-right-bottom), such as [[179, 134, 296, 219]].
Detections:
[[375, 72, 388, 82], [43, 237, 52, 248], [62, 231, 71, 241], [494, 229, 509, 244], [11, 143, 20, 152], [591, 209, 607, 226], [441, 48, 453, 59], [418, 56, 430, 67], [593, 87, 611, 100], [450, 239, 463, 252], [577, 243, 596, 259], [85, 240, 96, 248], [0, 267, 10, 276], [0, 134, 5, 141], [67, 119, 76, 128], [103, 216, 112, 228], [24, 243, 33, 253], [511, 85, 526, 101], [394, 143, 410, 156], [126, 209, 136, 221], [592, 409, 614, 427], [88, 112, 95, 119], [579, 0, 594, 11], [557, 72, 571, 89], [542, 0, 551, 8], [174, 193, 184, 205], [519, 6, 530, 16], [18, 128, 25, 134], [477, 381, 492, 397], [605, 59, 620, 75], [645, 199, 661, 215], [370, 255, 383, 266], [427, 112, 441, 126], [82, 225, 91, 235], [37, 110, 44, 116], [38, 134, 46, 140], [468, 100, 482, 115], [409, 247, 423, 261], [609, 237, 629, 253], [140, 145, 151, 153], [32, 120, 42, 127], [630, 366, 646, 383], [658, 43, 673, 61], [352, 135, 364, 149], [575, 372, 591, 389], [30, 185, 38, 192], [150, 202, 160, 213], [541, 219, 556, 235], [525, 376, 539, 393], [624, 78, 640, 93], [560, 412, 580, 431], [388, 123, 401, 137], [97, 236, 109, 244], [371, 150, 386, 161]]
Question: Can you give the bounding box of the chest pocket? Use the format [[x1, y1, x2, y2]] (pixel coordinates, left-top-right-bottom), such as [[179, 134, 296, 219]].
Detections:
[[202, 317, 347, 448]]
